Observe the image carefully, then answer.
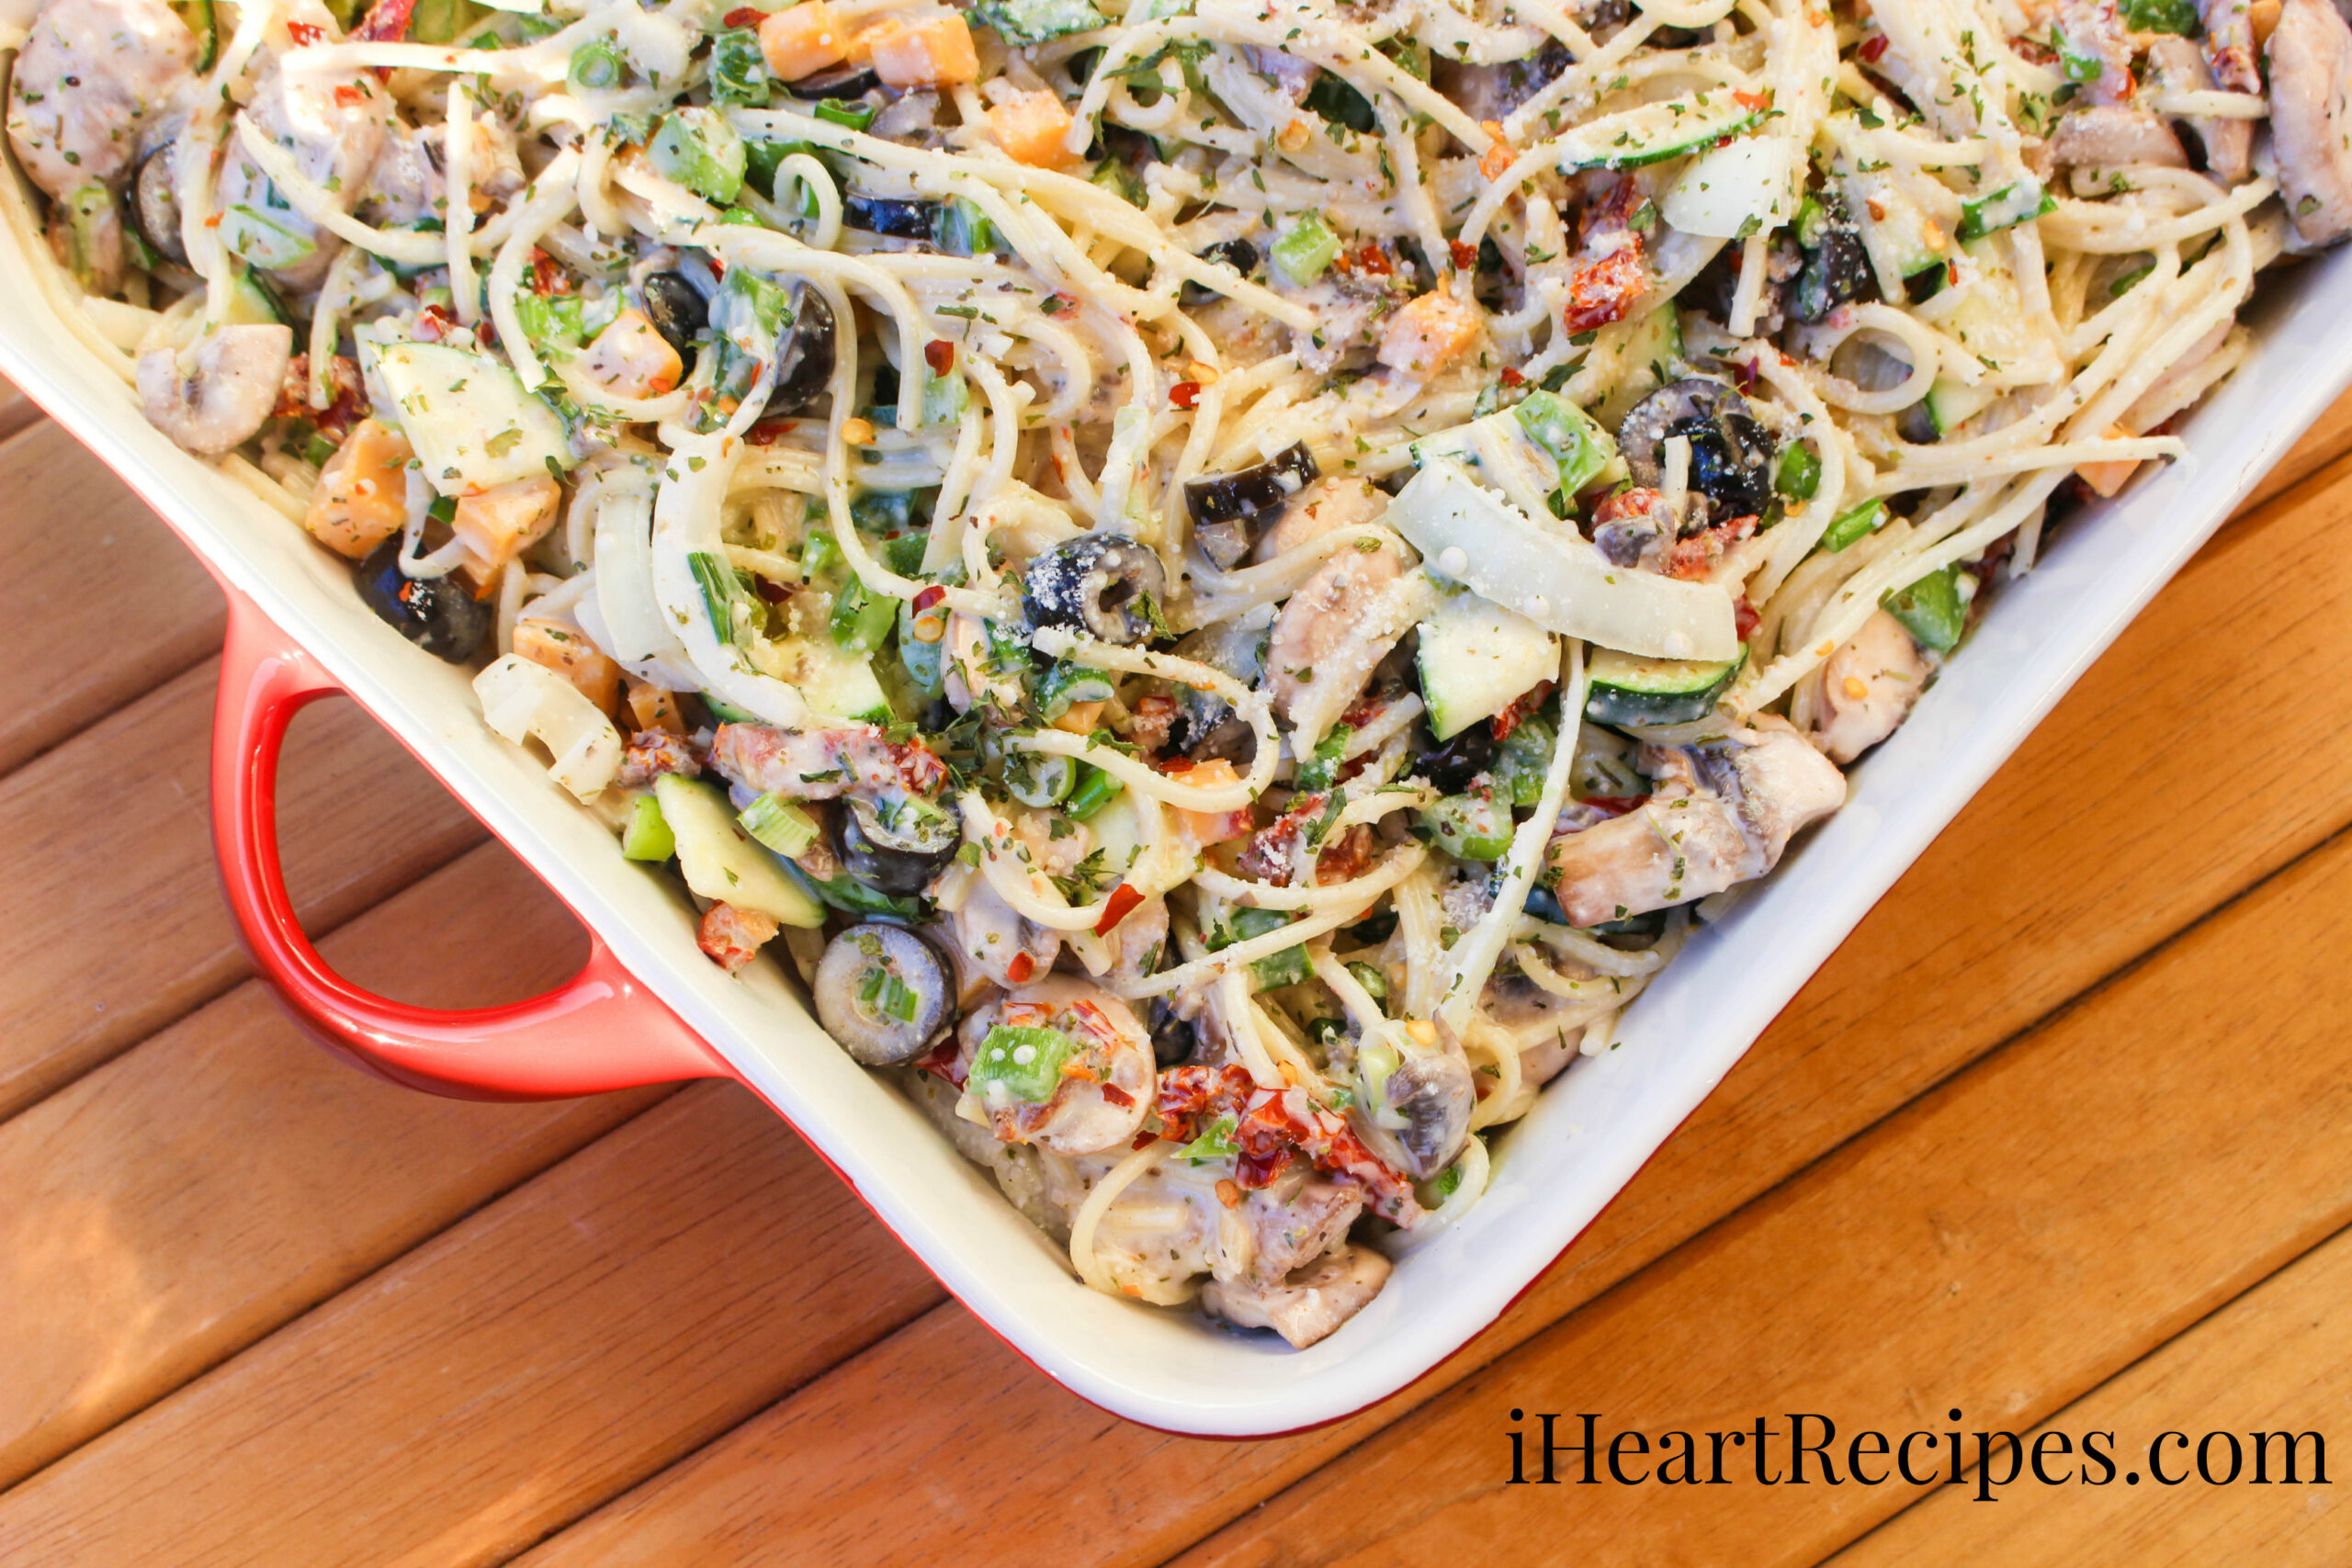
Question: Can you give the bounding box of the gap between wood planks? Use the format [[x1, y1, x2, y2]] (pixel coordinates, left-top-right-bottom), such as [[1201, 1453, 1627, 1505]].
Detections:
[[0, 418, 2348, 1562]]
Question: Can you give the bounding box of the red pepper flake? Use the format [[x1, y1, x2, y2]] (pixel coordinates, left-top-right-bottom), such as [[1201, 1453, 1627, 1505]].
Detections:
[[288, 20, 325, 45], [203, 212, 222, 229], [1734, 594, 1760, 642], [333, 83, 362, 108], [1094, 883, 1145, 938], [923, 339, 956, 376], [1170, 380, 1202, 410], [724, 6, 766, 24], [1448, 239, 1477, 271], [1355, 244, 1391, 276], [1581, 795, 1649, 818], [1100, 1084, 1136, 1110], [1159, 756, 1196, 774], [1859, 32, 1889, 61], [1733, 355, 1761, 394], [1733, 89, 1771, 113], [912, 584, 946, 614], [1498, 366, 1526, 388], [1006, 952, 1037, 984], [744, 416, 797, 445], [531, 248, 570, 296], [1132, 1130, 1159, 1151]]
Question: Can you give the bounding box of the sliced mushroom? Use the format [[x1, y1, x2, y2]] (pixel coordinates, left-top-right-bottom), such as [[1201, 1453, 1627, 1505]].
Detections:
[[813, 922, 956, 1066], [1200, 1244, 1391, 1348], [136, 323, 293, 455], [1357, 1049, 1475, 1179], [131, 141, 187, 266]]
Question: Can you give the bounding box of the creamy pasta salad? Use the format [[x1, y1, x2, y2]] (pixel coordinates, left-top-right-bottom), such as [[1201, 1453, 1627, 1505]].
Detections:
[[6, 0, 2344, 1347]]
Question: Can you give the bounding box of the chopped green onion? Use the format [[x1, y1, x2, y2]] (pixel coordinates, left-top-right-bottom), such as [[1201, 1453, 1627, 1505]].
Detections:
[[830, 575, 898, 653], [858, 964, 921, 1023], [1345, 960, 1390, 1008], [1182, 1111, 1239, 1164], [933, 197, 999, 257], [1956, 178, 2056, 243], [1007, 750, 1077, 807], [1777, 441, 1822, 501], [971, 1023, 1079, 1102], [567, 35, 628, 92], [922, 369, 968, 426], [813, 97, 879, 130], [1272, 212, 1340, 285], [689, 550, 761, 645], [1064, 763, 1125, 821], [1035, 661, 1117, 722], [1819, 498, 1888, 553], [800, 529, 843, 580], [619, 794, 674, 862], [1420, 793, 1515, 862], [739, 793, 820, 857]]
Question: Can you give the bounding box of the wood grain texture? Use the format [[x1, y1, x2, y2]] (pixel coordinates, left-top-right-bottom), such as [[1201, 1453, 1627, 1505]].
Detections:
[[0, 421, 227, 773], [2245, 394, 2352, 515], [1169, 818, 2352, 1568], [0, 841, 664, 1489], [1833, 1226, 2352, 1565], [0, 1082, 947, 1568], [462, 444, 2352, 1568], [0, 377, 37, 444], [0, 660, 482, 1119]]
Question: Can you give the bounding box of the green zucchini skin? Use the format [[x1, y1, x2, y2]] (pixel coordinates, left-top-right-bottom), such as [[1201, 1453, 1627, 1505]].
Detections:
[[1584, 645, 1747, 728]]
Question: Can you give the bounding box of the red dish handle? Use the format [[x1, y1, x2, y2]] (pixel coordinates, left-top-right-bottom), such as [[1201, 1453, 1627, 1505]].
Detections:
[[210, 587, 730, 1100]]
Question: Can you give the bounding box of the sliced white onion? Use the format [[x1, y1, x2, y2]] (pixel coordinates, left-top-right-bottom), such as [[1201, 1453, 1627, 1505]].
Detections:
[[648, 432, 811, 727], [473, 655, 623, 801], [1388, 460, 1739, 662]]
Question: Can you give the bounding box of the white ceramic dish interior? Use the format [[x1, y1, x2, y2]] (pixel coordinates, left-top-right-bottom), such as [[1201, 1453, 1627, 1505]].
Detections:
[[6, 197, 2348, 1436]]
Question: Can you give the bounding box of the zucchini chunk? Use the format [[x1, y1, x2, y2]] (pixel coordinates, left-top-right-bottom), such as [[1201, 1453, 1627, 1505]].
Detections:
[[1583, 645, 1747, 728]]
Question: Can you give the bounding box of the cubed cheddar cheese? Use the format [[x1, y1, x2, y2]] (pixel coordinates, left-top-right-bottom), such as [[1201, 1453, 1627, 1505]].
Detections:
[[451, 473, 561, 580], [625, 674, 684, 734], [2075, 424, 2142, 499], [989, 88, 1077, 169], [581, 308, 684, 400], [301, 419, 413, 559], [866, 14, 978, 86], [758, 2, 848, 82], [1174, 759, 1255, 849], [1377, 290, 1482, 378], [514, 618, 624, 716]]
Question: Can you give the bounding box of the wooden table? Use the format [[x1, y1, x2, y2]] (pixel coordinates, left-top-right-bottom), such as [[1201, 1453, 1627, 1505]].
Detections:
[[2, 373, 2350, 1566]]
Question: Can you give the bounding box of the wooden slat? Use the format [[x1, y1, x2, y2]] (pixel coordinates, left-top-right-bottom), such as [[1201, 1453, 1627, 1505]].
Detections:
[[0, 378, 37, 444], [0, 660, 482, 1119], [1166, 816, 2352, 1567], [1833, 1226, 2352, 1564], [0, 1084, 946, 1568], [503, 426, 2352, 1563], [0, 841, 662, 1488], [0, 421, 226, 773]]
